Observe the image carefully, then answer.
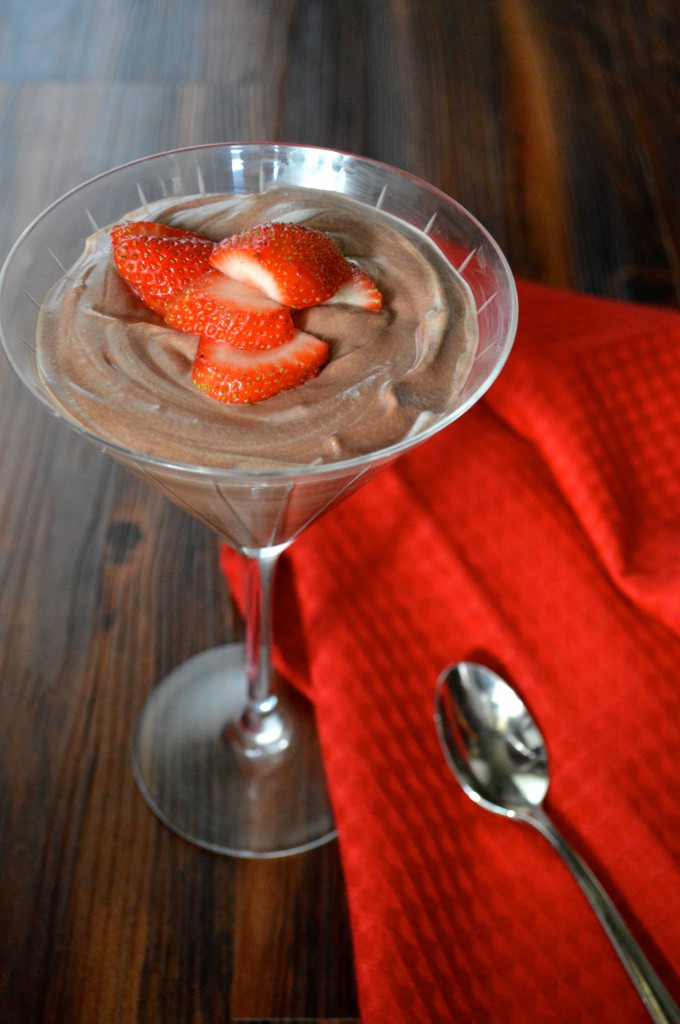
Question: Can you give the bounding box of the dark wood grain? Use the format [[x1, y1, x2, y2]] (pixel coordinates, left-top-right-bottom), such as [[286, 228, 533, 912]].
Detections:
[[0, 1, 677, 1021]]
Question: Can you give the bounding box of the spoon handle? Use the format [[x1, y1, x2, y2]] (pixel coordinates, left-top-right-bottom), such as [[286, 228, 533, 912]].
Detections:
[[527, 808, 680, 1024]]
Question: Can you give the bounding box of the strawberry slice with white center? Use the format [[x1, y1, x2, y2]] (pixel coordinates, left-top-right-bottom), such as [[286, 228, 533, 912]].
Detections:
[[324, 262, 383, 310], [193, 330, 329, 404], [164, 270, 295, 350], [210, 222, 354, 309], [111, 229, 214, 315]]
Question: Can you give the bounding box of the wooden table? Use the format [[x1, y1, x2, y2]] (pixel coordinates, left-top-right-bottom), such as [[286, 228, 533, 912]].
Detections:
[[0, 2, 677, 1021]]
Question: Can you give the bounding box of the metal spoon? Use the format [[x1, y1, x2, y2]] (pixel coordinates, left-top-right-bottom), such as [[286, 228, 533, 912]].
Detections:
[[434, 661, 680, 1024]]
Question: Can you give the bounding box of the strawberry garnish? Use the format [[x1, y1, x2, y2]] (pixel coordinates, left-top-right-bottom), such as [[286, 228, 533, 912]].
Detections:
[[112, 231, 214, 316], [210, 222, 354, 309], [324, 262, 383, 310], [110, 218, 383, 404], [164, 270, 295, 350], [193, 331, 329, 404]]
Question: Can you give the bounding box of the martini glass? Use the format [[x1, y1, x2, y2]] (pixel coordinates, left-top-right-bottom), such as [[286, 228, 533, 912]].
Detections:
[[0, 144, 517, 857]]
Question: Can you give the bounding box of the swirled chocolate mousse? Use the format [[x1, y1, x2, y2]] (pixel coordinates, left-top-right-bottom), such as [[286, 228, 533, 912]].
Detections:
[[36, 188, 478, 470]]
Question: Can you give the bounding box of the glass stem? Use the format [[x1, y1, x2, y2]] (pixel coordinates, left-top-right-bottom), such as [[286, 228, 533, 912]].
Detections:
[[236, 548, 290, 758]]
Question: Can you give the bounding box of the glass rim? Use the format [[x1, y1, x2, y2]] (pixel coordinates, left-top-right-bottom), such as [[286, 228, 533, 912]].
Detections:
[[0, 141, 519, 482]]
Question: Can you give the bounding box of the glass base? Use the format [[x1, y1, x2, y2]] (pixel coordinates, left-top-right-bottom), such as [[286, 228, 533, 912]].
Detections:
[[131, 643, 337, 857]]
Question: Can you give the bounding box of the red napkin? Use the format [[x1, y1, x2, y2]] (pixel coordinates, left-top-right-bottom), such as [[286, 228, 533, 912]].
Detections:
[[221, 281, 680, 1023]]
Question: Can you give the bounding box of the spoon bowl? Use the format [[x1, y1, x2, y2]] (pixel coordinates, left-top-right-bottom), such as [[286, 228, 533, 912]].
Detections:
[[435, 661, 680, 1024], [435, 660, 548, 816]]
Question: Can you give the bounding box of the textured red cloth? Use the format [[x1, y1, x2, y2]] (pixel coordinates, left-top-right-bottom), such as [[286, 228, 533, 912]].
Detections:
[[221, 281, 680, 1023]]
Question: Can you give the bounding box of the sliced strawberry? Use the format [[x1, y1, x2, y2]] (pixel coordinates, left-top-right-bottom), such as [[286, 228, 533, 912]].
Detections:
[[210, 222, 354, 309], [193, 331, 329, 404], [110, 220, 204, 248], [112, 232, 214, 316], [164, 270, 295, 350], [324, 262, 383, 310]]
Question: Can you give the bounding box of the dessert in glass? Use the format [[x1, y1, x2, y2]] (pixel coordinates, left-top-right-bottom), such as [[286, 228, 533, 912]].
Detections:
[[0, 144, 517, 857]]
